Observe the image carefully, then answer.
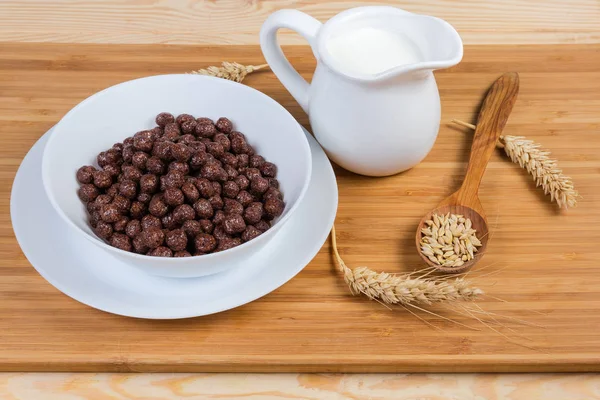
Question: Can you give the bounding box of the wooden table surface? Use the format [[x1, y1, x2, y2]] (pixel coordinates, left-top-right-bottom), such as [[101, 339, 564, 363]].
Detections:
[[2, 1, 600, 399]]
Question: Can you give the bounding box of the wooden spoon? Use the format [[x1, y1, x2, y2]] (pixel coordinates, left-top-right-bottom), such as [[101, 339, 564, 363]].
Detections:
[[416, 72, 520, 273]]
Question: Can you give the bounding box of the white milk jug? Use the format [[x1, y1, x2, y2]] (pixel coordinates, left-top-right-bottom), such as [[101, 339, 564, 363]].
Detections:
[[260, 6, 463, 176]]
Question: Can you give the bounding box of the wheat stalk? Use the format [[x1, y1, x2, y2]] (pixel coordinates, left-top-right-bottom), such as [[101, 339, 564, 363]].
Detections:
[[190, 62, 269, 83], [452, 119, 579, 209], [331, 225, 483, 306]]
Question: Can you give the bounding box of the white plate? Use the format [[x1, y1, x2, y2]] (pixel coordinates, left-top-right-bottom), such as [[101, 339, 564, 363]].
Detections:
[[11, 126, 338, 319]]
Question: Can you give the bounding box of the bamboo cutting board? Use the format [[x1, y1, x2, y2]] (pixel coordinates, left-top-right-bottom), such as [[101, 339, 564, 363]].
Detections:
[[0, 43, 599, 373]]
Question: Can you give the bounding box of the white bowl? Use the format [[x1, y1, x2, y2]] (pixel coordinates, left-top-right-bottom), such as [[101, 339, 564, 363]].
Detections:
[[42, 74, 312, 278]]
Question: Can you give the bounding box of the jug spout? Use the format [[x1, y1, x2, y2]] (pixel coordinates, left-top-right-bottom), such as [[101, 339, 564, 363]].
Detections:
[[397, 14, 463, 74], [316, 7, 463, 80]]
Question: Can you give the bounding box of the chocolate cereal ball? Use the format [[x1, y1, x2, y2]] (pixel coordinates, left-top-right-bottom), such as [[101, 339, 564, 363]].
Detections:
[[113, 216, 129, 233], [103, 163, 120, 178], [78, 184, 99, 202], [236, 190, 253, 207], [268, 178, 279, 189], [163, 188, 184, 208], [234, 175, 250, 191], [176, 113, 195, 126], [199, 219, 214, 234], [181, 182, 200, 203], [171, 143, 191, 162], [106, 183, 120, 197], [255, 220, 270, 232], [163, 170, 185, 189], [193, 198, 213, 219], [212, 210, 226, 226], [95, 221, 113, 240], [93, 170, 112, 189], [206, 142, 225, 158], [89, 211, 101, 228], [137, 192, 152, 204], [215, 117, 233, 134], [157, 214, 173, 230], [188, 141, 206, 152], [132, 235, 149, 254], [260, 162, 277, 178], [195, 233, 217, 253], [149, 195, 168, 217], [250, 176, 269, 195], [178, 134, 196, 146], [222, 181, 240, 199], [125, 219, 142, 238], [264, 187, 283, 201], [156, 112, 175, 127], [163, 123, 181, 141], [142, 227, 164, 249], [224, 164, 239, 180], [243, 202, 263, 225], [244, 168, 261, 181], [249, 155, 265, 168], [100, 203, 121, 223], [180, 120, 197, 135], [182, 219, 202, 238], [168, 161, 189, 175], [110, 233, 132, 251], [242, 225, 262, 242], [223, 214, 246, 235], [118, 179, 137, 199], [195, 122, 217, 138], [189, 150, 211, 169], [122, 146, 134, 163], [208, 195, 224, 210], [132, 152, 149, 170], [174, 250, 192, 257], [152, 141, 172, 161], [220, 152, 237, 167], [148, 246, 173, 257], [223, 198, 243, 215], [130, 201, 146, 219], [201, 163, 226, 182], [213, 133, 231, 152], [196, 117, 213, 125], [231, 136, 249, 154], [112, 194, 131, 214], [133, 134, 153, 153], [76, 166, 95, 184], [122, 165, 143, 182], [140, 174, 159, 193], [211, 180, 222, 195], [216, 237, 240, 252], [141, 214, 162, 231], [146, 156, 166, 175], [237, 153, 249, 169], [163, 187, 184, 207], [195, 178, 214, 198], [173, 204, 195, 223], [264, 197, 284, 218], [165, 229, 187, 251]]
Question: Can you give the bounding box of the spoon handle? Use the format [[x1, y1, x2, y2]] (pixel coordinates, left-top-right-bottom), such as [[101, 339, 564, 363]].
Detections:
[[457, 72, 520, 205]]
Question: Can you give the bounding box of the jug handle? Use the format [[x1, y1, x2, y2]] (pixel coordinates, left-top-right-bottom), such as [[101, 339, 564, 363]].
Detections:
[[260, 10, 322, 114]]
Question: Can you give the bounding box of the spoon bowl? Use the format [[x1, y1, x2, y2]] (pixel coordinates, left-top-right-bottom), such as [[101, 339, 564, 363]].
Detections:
[[416, 204, 489, 274]]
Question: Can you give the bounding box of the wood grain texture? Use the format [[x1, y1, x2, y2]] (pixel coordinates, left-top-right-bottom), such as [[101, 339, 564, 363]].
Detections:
[[1, 43, 600, 373], [2, 372, 600, 399], [0, 0, 600, 45]]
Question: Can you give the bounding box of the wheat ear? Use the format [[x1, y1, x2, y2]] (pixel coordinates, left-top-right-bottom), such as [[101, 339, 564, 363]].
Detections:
[[190, 62, 269, 83], [452, 119, 579, 209], [331, 225, 483, 306]]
